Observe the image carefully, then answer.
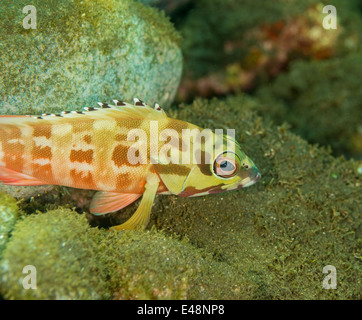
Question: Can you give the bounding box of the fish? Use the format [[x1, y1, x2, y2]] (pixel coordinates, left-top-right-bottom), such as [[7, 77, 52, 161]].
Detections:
[[0, 99, 261, 230]]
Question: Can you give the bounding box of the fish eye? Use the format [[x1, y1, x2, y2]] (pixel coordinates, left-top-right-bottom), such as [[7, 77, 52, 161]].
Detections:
[[213, 152, 240, 179]]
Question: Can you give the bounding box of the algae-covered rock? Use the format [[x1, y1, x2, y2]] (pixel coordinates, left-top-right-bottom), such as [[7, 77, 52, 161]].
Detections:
[[255, 53, 362, 158], [0, 208, 245, 300], [0, 193, 19, 256], [0, 208, 109, 300], [0, 0, 182, 115], [102, 229, 243, 299]]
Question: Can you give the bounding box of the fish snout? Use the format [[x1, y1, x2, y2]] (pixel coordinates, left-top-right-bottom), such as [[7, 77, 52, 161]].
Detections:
[[251, 167, 261, 182], [238, 166, 261, 188]]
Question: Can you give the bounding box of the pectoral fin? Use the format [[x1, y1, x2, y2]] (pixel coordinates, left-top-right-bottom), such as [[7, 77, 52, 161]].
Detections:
[[112, 174, 160, 231], [90, 191, 141, 215]]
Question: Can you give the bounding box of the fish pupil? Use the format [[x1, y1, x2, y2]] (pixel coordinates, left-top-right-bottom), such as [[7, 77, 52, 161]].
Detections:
[[220, 161, 228, 168], [220, 160, 235, 171]]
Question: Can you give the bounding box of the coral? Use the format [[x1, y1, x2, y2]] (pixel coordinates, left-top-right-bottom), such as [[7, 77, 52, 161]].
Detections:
[[0, 0, 182, 115], [255, 53, 362, 158], [0, 193, 19, 256]]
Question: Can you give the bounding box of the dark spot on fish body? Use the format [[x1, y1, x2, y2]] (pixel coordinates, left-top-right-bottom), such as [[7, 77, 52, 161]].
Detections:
[[112, 144, 130, 167], [33, 124, 52, 139], [70, 169, 95, 189], [207, 185, 225, 194], [114, 133, 129, 142], [5, 143, 24, 172], [197, 163, 213, 176], [0, 127, 24, 171], [32, 145, 52, 160], [179, 182, 225, 197], [70, 149, 94, 164], [83, 135, 92, 144]]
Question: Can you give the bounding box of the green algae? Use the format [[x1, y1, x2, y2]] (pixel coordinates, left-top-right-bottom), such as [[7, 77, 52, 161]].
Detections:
[[0, 193, 19, 256], [0, 207, 247, 300], [0, 208, 109, 300], [101, 230, 243, 299], [0, 0, 182, 115]]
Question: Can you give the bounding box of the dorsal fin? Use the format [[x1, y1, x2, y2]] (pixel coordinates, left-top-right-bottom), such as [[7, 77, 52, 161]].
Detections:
[[101, 98, 168, 120], [0, 99, 168, 125]]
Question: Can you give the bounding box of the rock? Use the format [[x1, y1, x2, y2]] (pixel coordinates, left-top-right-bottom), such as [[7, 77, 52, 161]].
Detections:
[[0, 193, 19, 256], [103, 229, 241, 299], [0, 209, 109, 299], [0, 0, 182, 115]]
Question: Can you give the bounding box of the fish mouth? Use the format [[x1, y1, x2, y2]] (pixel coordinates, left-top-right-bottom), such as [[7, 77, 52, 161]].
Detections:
[[239, 170, 261, 188], [254, 172, 261, 182], [224, 169, 261, 191]]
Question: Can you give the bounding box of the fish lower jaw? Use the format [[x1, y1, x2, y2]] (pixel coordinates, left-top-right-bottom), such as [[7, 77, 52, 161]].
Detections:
[[241, 172, 261, 188]]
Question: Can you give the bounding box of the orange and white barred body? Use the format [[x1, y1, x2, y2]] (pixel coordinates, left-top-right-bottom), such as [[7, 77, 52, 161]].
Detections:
[[0, 99, 260, 230]]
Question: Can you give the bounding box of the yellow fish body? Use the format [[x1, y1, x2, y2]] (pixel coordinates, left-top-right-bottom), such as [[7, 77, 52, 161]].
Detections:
[[0, 99, 260, 230]]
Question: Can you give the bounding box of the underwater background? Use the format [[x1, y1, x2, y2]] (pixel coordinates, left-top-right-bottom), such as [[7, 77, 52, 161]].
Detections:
[[0, 0, 360, 299]]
